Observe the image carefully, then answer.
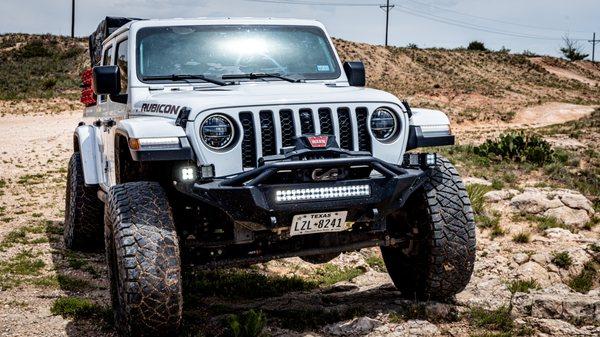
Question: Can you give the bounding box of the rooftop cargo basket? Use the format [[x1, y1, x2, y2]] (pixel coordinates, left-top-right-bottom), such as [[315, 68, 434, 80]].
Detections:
[[89, 16, 140, 66]]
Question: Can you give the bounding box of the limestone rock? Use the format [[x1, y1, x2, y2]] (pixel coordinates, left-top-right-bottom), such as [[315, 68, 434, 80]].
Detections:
[[510, 191, 563, 214], [559, 192, 595, 214], [367, 320, 440, 337], [513, 290, 600, 325], [325, 316, 381, 336], [484, 189, 520, 202], [463, 177, 492, 186], [517, 262, 551, 287], [513, 253, 529, 265], [543, 206, 591, 227]]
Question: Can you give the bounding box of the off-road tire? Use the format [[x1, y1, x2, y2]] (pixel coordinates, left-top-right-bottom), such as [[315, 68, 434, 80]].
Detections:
[[64, 152, 104, 251], [381, 156, 476, 301], [104, 181, 183, 337]]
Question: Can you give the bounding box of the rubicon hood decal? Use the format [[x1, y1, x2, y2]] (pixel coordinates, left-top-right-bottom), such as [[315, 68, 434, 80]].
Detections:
[[140, 103, 181, 115]]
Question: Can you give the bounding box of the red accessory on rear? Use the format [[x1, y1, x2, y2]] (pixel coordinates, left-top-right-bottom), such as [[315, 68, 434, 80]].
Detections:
[[80, 68, 96, 107], [307, 135, 329, 148]]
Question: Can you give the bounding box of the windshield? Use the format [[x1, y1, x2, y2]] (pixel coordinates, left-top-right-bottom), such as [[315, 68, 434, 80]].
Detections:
[[136, 25, 341, 82]]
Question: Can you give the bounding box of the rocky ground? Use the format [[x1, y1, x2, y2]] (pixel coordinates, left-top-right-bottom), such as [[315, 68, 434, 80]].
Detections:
[[0, 105, 598, 337]]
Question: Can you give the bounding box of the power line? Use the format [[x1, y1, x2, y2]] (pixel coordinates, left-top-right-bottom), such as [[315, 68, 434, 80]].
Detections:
[[244, 0, 589, 42], [244, 0, 381, 6], [394, 4, 587, 41], [404, 0, 590, 34]]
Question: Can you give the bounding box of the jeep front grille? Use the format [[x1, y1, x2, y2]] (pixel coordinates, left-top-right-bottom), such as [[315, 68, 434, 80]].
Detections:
[[239, 106, 374, 168]]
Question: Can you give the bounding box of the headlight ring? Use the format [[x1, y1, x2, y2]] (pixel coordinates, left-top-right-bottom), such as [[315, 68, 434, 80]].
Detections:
[[370, 107, 399, 142], [200, 114, 235, 150]]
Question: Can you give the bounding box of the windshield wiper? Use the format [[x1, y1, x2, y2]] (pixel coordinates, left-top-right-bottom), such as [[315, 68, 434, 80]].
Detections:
[[222, 72, 304, 83], [142, 74, 231, 86]]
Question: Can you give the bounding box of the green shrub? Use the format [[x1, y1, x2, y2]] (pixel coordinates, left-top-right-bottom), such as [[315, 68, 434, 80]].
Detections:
[[467, 184, 493, 214], [551, 251, 572, 269], [228, 309, 266, 337], [366, 255, 386, 272], [490, 223, 507, 239], [474, 132, 554, 166], [469, 306, 514, 332], [507, 279, 539, 293], [467, 41, 487, 51], [16, 40, 52, 58], [568, 261, 598, 293], [476, 213, 500, 229], [512, 232, 531, 243]]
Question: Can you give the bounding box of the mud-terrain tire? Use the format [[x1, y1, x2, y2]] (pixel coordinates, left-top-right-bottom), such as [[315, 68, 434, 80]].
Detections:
[[381, 156, 476, 301], [64, 152, 104, 251], [104, 181, 182, 337]]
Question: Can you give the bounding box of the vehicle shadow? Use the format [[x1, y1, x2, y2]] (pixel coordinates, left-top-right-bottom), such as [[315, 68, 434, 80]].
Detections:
[[45, 222, 458, 336], [45, 219, 115, 337]]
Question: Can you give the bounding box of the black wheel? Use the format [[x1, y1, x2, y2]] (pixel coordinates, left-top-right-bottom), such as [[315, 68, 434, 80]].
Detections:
[[64, 152, 104, 251], [104, 181, 183, 337], [381, 156, 476, 301]]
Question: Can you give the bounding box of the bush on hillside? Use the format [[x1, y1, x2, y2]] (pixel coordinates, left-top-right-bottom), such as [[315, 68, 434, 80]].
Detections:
[[473, 132, 554, 165], [467, 41, 487, 51]]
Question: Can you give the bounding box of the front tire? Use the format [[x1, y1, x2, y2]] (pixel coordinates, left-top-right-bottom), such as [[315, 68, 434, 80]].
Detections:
[[381, 156, 476, 301], [104, 182, 182, 337], [64, 152, 104, 251]]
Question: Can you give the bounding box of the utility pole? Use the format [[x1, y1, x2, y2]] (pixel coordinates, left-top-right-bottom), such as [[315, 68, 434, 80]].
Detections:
[[380, 0, 395, 47], [589, 32, 598, 63], [71, 0, 75, 38]]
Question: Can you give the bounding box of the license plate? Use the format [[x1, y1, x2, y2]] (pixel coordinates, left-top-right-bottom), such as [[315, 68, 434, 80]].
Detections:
[[290, 211, 348, 236]]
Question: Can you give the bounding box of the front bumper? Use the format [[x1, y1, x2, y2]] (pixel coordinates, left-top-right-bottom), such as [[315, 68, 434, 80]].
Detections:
[[175, 153, 430, 230]]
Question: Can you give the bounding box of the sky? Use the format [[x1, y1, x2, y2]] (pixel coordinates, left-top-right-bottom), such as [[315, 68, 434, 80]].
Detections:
[[1, 0, 598, 58]]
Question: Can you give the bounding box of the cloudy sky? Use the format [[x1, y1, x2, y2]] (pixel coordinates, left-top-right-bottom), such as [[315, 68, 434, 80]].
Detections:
[[1, 0, 598, 57]]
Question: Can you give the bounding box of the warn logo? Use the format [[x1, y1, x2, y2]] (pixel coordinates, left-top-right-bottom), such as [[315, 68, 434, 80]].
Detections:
[[140, 103, 181, 115], [307, 135, 329, 148]]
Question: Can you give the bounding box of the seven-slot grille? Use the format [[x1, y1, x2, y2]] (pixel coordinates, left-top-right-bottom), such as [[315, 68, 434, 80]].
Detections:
[[240, 106, 372, 168]]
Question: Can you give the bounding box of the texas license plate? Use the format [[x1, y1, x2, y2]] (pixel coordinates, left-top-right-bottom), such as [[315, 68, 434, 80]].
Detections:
[[290, 211, 348, 236]]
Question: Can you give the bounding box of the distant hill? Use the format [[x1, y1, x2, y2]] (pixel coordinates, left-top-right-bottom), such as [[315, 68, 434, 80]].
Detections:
[[1, 33, 599, 119], [334, 38, 600, 122]]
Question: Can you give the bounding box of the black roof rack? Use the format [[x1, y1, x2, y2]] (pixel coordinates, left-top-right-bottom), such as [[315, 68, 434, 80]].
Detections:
[[89, 16, 142, 66]]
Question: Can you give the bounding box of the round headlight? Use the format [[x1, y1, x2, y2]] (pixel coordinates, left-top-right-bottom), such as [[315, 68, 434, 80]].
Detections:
[[201, 114, 235, 150], [370, 107, 398, 141]]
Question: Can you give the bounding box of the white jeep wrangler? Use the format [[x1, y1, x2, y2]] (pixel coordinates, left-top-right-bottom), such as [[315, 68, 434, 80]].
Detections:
[[65, 17, 475, 337]]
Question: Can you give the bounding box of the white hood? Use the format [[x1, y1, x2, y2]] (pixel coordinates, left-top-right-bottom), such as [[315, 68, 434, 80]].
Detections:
[[131, 82, 402, 120]]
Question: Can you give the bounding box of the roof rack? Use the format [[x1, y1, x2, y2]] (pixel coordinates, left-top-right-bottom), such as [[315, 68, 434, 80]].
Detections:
[[89, 17, 142, 66]]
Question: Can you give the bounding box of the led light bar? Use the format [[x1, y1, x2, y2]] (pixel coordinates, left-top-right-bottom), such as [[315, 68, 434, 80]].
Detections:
[[275, 185, 370, 202]]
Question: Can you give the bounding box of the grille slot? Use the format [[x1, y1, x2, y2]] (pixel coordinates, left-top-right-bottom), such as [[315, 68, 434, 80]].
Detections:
[[279, 109, 296, 147], [318, 108, 333, 135], [355, 107, 372, 152], [337, 107, 354, 150], [259, 110, 276, 156], [239, 112, 257, 168], [299, 108, 315, 134]]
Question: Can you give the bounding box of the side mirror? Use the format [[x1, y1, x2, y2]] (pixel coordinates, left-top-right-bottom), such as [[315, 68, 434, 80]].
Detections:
[[343, 61, 366, 87], [92, 65, 120, 95]]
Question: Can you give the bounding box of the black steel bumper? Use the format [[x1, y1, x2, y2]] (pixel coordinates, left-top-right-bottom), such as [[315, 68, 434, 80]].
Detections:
[[175, 154, 430, 229]]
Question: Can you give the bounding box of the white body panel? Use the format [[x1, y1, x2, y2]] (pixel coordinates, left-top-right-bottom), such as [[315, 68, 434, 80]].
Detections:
[[75, 125, 104, 185]]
